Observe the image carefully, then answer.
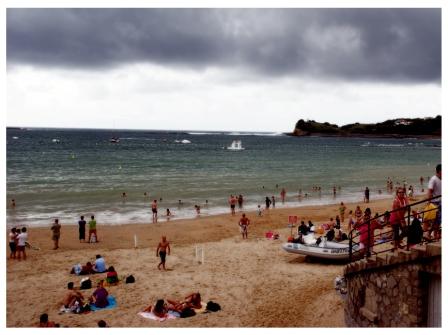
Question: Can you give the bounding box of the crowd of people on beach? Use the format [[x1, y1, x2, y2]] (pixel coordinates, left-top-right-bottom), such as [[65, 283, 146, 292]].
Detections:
[[7, 163, 441, 327]]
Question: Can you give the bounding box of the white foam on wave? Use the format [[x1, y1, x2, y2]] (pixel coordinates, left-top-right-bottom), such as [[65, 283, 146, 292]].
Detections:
[[228, 132, 284, 137], [187, 132, 223, 135]]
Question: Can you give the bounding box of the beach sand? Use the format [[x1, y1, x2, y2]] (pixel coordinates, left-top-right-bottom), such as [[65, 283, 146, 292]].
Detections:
[[6, 196, 413, 327]]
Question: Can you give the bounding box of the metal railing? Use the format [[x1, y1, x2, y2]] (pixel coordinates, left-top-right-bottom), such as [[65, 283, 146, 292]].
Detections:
[[348, 195, 441, 262]]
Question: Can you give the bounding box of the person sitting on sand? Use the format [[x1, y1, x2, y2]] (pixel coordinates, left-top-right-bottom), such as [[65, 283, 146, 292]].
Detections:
[[80, 262, 94, 275], [39, 313, 58, 327], [167, 292, 202, 312], [143, 299, 168, 318], [106, 266, 119, 285], [90, 280, 109, 308], [93, 255, 107, 273], [62, 282, 84, 310], [97, 320, 108, 327]]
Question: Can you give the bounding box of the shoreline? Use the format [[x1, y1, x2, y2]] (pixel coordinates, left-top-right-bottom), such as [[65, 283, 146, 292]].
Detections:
[[6, 196, 425, 327], [6, 191, 408, 229]]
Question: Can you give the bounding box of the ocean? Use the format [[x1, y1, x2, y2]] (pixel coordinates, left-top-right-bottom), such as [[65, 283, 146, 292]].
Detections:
[[6, 128, 441, 228]]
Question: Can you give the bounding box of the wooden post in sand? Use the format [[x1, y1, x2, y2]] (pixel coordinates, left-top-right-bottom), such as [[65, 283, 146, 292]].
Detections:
[[195, 245, 204, 264], [134, 234, 138, 249]]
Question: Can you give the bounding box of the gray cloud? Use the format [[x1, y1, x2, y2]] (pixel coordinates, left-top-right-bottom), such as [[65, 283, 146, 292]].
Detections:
[[7, 8, 441, 83]]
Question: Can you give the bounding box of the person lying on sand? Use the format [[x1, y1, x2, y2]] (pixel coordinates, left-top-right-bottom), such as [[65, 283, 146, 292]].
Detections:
[[143, 299, 168, 318], [166, 292, 202, 312], [62, 282, 84, 310]]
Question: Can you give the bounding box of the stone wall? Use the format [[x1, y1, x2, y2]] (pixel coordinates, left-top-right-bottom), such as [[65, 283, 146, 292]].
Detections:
[[344, 242, 441, 327]]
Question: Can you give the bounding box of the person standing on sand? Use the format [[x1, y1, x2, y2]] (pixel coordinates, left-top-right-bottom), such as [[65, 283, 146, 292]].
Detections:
[[265, 196, 271, 210], [364, 187, 370, 203], [280, 188, 286, 203], [9, 227, 18, 259], [271, 196, 276, 208], [389, 187, 409, 250], [88, 215, 98, 243], [16, 227, 28, 261], [51, 218, 61, 250], [238, 213, 250, 239], [156, 236, 170, 270], [339, 202, 346, 222], [151, 200, 158, 222], [229, 195, 236, 215], [238, 194, 244, 209], [78, 216, 86, 243]]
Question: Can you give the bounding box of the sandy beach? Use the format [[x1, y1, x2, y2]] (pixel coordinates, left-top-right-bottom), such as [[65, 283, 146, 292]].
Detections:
[[6, 196, 413, 327]]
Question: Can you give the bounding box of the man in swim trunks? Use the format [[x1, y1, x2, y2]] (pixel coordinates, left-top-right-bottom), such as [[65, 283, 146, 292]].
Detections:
[[229, 195, 236, 215], [51, 218, 61, 250], [238, 213, 250, 239], [156, 236, 170, 270], [151, 200, 158, 223]]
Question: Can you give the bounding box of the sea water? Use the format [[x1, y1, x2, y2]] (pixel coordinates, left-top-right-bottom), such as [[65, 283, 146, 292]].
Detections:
[[6, 128, 441, 227]]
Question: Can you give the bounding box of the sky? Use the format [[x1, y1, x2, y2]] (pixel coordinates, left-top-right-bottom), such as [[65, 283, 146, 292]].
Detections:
[[5, 7, 442, 132]]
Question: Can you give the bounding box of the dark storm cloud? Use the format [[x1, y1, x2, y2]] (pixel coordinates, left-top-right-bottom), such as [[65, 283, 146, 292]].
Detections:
[[7, 8, 441, 83]]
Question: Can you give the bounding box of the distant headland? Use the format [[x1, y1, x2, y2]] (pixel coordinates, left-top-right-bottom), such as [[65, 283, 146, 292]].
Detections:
[[288, 115, 441, 139]]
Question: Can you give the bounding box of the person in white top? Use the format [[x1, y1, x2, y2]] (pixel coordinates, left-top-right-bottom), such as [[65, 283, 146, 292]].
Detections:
[[427, 164, 441, 239], [428, 164, 441, 202], [17, 227, 28, 261]]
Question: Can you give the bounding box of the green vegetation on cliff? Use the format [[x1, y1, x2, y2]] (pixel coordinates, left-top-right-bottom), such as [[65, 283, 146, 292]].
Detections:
[[291, 116, 441, 137]]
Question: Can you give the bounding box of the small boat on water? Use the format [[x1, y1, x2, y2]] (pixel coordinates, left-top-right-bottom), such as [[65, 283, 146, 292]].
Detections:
[[227, 140, 244, 151], [110, 137, 120, 143], [282, 237, 360, 261], [52, 138, 60, 143], [174, 139, 191, 144]]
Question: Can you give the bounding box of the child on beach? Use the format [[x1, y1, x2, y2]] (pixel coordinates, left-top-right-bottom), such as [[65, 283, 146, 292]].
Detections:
[[257, 205, 262, 216], [106, 266, 119, 285]]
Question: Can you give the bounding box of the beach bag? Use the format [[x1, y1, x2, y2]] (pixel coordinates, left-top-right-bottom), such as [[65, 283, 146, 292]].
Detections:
[[80, 277, 92, 290], [125, 275, 135, 284], [206, 301, 221, 312], [180, 307, 196, 318]]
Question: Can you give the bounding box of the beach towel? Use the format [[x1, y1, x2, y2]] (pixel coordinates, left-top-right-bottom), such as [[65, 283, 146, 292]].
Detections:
[[138, 310, 179, 322], [90, 295, 117, 311]]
